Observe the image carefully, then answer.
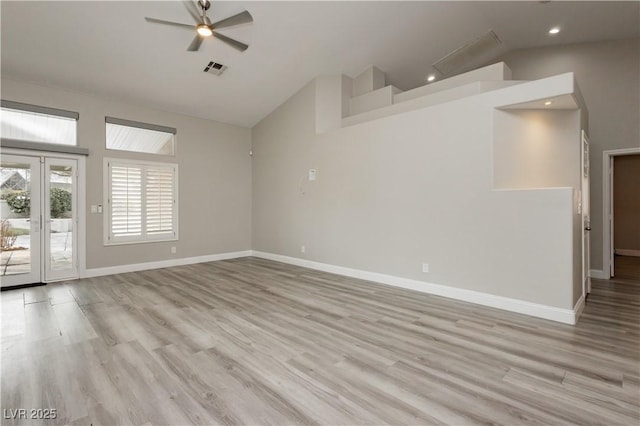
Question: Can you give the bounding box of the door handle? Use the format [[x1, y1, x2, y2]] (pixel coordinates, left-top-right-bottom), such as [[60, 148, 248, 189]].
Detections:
[[585, 227, 591, 231]]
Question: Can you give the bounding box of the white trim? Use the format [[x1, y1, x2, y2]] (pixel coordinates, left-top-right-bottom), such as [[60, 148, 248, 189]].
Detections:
[[252, 251, 581, 325], [589, 269, 609, 280], [603, 148, 640, 279], [573, 294, 586, 322], [82, 250, 252, 278], [614, 249, 640, 257]]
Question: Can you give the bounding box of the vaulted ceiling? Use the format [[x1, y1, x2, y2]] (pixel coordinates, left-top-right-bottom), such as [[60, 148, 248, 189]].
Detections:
[[2, 1, 638, 127]]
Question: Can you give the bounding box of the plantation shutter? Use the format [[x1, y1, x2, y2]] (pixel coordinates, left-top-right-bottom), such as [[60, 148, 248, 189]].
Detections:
[[107, 160, 177, 244], [145, 165, 175, 236], [110, 164, 142, 238]]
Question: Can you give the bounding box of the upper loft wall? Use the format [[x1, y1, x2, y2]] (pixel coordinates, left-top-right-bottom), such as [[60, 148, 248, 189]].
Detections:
[[498, 38, 640, 272], [340, 62, 516, 125], [252, 71, 584, 313]]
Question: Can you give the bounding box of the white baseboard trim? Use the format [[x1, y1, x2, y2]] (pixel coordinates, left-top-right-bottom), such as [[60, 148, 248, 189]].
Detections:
[[589, 269, 609, 280], [252, 251, 579, 325], [82, 250, 252, 278], [614, 249, 640, 257], [573, 294, 586, 322]]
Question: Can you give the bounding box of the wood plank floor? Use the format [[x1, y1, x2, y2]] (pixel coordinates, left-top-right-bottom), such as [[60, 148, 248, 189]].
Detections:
[[614, 255, 640, 282], [1, 257, 639, 425]]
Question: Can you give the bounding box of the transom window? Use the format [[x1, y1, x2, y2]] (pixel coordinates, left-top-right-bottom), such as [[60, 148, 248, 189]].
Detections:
[[106, 117, 175, 155], [1, 100, 77, 146]]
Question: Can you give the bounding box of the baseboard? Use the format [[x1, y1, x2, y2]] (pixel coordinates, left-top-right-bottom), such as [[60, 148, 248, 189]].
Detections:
[[83, 250, 252, 278], [614, 249, 640, 257], [251, 251, 579, 325], [589, 269, 609, 280], [573, 294, 586, 322]]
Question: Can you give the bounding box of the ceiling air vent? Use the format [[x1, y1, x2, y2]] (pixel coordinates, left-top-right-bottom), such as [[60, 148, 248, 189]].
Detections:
[[432, 30, 502, 76], [203, 61, 227, 76]]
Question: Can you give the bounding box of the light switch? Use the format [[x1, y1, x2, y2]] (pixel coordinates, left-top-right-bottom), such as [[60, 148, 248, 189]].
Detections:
[[308, 169, 317, 181], [90, 205, 98, 213], [97, 205, 103, 214]]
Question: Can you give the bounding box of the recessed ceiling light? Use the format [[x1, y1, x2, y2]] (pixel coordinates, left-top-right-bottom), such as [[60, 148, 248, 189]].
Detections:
[[427, 75, 436, 82], [548, 27, 560, 35], [544, 101, 553, 106]]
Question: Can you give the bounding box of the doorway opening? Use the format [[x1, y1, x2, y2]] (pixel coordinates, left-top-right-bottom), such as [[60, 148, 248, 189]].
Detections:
[[0, 152, 84, 288], [603, 148, 640, 280]]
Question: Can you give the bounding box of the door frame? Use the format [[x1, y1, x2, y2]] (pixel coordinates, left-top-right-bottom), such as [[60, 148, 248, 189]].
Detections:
[[581, 130, 591, 296], [44, 157, 79, 281], [0, 154, 42, 287], [602, 147, 640, 279], [1, 147, 86, 282]]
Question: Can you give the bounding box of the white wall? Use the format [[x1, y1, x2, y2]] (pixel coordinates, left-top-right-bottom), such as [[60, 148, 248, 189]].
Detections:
[[1, 78, 252, 270], [493, 110, 581, 190], [499, 38, 640, 272], [252, 76, 581, 310]]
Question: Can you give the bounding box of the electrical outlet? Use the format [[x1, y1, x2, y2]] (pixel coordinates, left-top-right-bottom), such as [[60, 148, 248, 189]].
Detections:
[[422, 263, 429, 273], [301, 245, 306, 253], [171, 246, 177, 254]]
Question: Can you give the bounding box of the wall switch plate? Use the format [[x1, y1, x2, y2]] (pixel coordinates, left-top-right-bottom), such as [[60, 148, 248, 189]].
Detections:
[[97, 205, 103, 214], [308, 169, 317, 181], [301, 245, 306, 253], [422, 263, 429, 273], [91, 205, 98, 213], [171, 247, 177, 254]]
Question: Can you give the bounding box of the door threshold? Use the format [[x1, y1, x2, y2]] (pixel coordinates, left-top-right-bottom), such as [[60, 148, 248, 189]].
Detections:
[[1, 282, 46, 291]]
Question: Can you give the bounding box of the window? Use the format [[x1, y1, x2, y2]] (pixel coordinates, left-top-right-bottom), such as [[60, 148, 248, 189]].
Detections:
[[1, 100, 77, 146], [106, 117, 175, 155], [105, 158, 178, 245]]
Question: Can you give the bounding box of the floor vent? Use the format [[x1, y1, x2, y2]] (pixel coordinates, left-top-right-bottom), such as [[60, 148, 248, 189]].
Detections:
[[203, 61, 227, 76]]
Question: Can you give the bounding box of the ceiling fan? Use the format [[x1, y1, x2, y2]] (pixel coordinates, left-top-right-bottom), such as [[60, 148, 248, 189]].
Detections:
[[145, 0, 252, 52]]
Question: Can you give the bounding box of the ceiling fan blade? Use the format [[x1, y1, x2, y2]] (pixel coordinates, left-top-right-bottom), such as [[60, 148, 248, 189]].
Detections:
[[211, 10, 253, 29], [182, 1, 200, 23], [145, 17, 195, 31], [213, 32, 249, 51], [187, 35, 204, 52]]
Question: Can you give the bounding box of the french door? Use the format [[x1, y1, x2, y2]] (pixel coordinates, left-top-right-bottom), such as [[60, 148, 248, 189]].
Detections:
[[1, 154, 78, 287]]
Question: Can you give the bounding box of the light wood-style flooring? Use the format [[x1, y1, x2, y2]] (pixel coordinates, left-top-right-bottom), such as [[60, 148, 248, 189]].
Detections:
[[1, 257, 639, 425]]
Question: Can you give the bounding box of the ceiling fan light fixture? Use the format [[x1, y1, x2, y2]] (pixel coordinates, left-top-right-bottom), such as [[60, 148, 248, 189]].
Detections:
[[197, 24, 213, 37]]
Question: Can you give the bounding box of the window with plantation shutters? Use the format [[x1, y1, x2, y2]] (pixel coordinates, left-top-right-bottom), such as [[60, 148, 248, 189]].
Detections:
[[105, 159, 178, 244]]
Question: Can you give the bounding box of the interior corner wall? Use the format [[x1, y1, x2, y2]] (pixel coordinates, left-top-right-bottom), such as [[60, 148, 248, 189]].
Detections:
[[1, 78, 253, 270], [251, 78, 577, 310], [498, 38, 640, 272], [613, 154, 640, 252]]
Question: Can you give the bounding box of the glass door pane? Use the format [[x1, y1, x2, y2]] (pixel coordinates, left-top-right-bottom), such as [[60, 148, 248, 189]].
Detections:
[[45, 158, 77, 281], [0, 155, 41, 287]]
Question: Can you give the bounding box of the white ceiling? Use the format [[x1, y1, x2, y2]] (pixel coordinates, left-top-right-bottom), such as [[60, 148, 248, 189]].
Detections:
[[1, 1, 638, 127]]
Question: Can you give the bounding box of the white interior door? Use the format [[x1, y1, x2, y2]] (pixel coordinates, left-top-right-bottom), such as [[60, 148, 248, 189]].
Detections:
[[44, 158, 77, 281], [609, 156, 615, 277], [0, 155, 42, 287], [581, 131, 591, 294]]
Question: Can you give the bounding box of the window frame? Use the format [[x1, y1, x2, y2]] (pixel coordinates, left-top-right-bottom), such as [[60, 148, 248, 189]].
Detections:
[[103, 157, 179, 246], [1, 99, 79, 148]]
